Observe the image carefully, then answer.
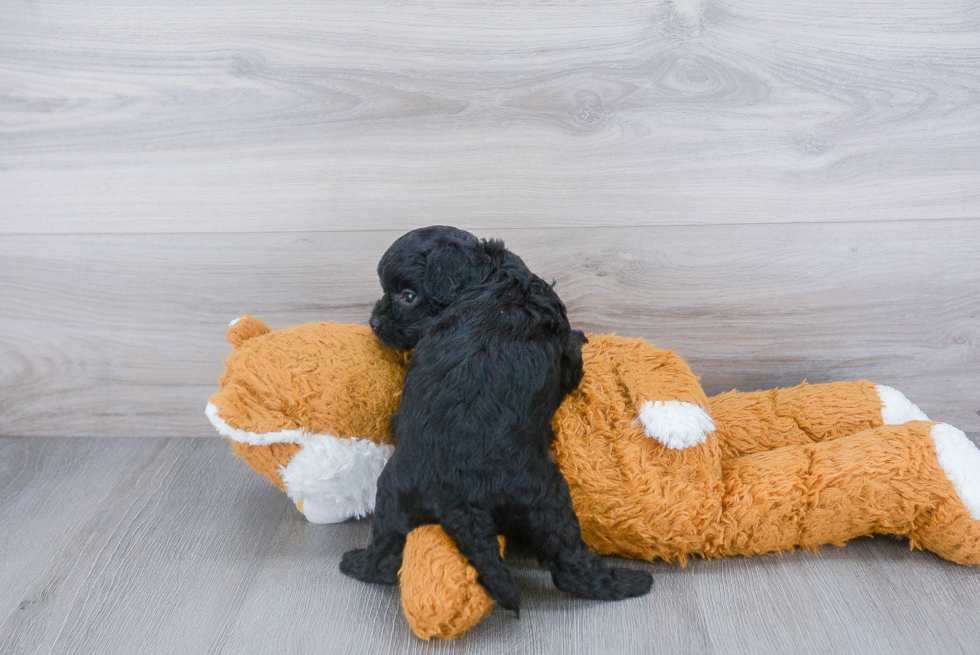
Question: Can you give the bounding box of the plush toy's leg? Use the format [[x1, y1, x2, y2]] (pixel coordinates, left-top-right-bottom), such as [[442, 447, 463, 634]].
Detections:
[[717, 421, 980, 565], [708, 380, 927, 460], [438, 509, 520, 614], [400, 525, 501, 641]]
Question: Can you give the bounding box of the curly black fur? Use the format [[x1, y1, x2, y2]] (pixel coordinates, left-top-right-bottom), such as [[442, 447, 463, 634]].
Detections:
[[341, 226, 652, 614]]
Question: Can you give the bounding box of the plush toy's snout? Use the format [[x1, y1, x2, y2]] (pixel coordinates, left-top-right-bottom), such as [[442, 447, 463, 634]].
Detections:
[[208, 318, 406, 523]]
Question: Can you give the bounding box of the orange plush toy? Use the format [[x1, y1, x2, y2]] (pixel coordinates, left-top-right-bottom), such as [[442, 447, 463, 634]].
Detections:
[[207, 316, 980, 640]]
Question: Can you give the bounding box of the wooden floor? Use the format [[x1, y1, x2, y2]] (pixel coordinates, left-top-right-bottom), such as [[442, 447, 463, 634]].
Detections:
[[2, 3, 979, 651], [2, 436, 980, 655]]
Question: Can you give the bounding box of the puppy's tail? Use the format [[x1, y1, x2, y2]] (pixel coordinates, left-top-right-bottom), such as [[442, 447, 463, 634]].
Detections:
[[440, 512, 521, 616]]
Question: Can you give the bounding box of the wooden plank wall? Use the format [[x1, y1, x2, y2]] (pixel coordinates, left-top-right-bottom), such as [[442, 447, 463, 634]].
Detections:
[[1, 0, 978, 436]]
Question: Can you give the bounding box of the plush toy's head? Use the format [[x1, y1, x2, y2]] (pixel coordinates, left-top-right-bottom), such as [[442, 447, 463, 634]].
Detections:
[[206, 316, 409, 522]]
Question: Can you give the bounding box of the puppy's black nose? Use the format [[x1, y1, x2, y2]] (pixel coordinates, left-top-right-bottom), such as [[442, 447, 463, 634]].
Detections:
[[369, 315, 380, 329]]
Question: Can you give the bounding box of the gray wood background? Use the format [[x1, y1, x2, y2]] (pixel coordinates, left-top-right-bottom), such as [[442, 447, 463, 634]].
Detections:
[[1, 0, 978, 437]]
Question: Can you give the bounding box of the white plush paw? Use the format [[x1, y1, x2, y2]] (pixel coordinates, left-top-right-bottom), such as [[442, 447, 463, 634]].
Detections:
[[637, 400, 715, 449], [876, 384, 930, 424], [930, 423, 980, 520], [294, 496, 363, 524], [280, 435, 393, 523]]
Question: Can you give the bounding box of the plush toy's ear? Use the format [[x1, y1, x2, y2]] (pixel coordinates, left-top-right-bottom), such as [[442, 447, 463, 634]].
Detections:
[[225, 315, 271, 348]]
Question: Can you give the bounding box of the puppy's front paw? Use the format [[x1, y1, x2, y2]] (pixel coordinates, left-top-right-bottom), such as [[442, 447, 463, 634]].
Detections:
[[637, 400, 715, 449], [340, 548, 399, 585]]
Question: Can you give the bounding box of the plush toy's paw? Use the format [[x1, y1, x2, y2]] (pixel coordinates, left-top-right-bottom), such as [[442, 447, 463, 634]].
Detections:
[[876, 384, 930, 424], [340, 548, 400, 585], [293, 495, 361, 524], [293, 496, 356, 524], [930, 423, 980, 520], [636, 400, 715, 449]]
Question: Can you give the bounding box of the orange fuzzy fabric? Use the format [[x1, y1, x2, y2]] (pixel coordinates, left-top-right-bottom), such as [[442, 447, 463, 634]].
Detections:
[[549, 334, 722, 563], [708, 381, 884, 459], [716, 421, 980, 562], [226, 439, 301, 492], [399, 526, 506, 641], [209, 319, 980, 641]]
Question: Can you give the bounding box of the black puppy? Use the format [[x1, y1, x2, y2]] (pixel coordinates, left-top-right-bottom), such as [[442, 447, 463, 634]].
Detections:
[[340, 226, 652, 613]]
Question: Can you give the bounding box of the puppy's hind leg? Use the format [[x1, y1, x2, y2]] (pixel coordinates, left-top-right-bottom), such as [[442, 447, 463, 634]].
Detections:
[[340, 489, 410, 585], [440, 507, 521, 615], [526, 474, 653, 601]]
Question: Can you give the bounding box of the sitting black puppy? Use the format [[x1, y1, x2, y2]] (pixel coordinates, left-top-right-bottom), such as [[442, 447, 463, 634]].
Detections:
[[340, 226, 652, 613]]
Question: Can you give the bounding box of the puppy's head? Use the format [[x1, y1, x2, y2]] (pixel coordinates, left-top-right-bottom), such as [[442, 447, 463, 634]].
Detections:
[[370, 226, 496, 349]]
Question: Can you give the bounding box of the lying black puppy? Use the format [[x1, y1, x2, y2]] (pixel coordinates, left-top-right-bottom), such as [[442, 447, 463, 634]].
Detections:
[[340, 226, 652, 613]]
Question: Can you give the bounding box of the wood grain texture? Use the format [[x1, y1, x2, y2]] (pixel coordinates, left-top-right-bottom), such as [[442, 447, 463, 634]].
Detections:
[[2, 436, 980, 654], [3, 3, 978, 650], [2, 0, 979, 233], [1, 221, 977, 438]]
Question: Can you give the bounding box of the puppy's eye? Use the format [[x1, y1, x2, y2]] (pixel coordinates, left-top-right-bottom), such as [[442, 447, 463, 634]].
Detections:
[[397, 289, 418, 305]]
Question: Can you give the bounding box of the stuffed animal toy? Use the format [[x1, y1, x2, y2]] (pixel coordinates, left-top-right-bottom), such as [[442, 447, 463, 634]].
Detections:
[[207, 316, 980, 641]]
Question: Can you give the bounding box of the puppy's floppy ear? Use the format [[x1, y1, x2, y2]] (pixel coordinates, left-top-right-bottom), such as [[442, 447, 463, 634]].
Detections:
[[559, 330, 588, 396], [423, 241, 488, 306]]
